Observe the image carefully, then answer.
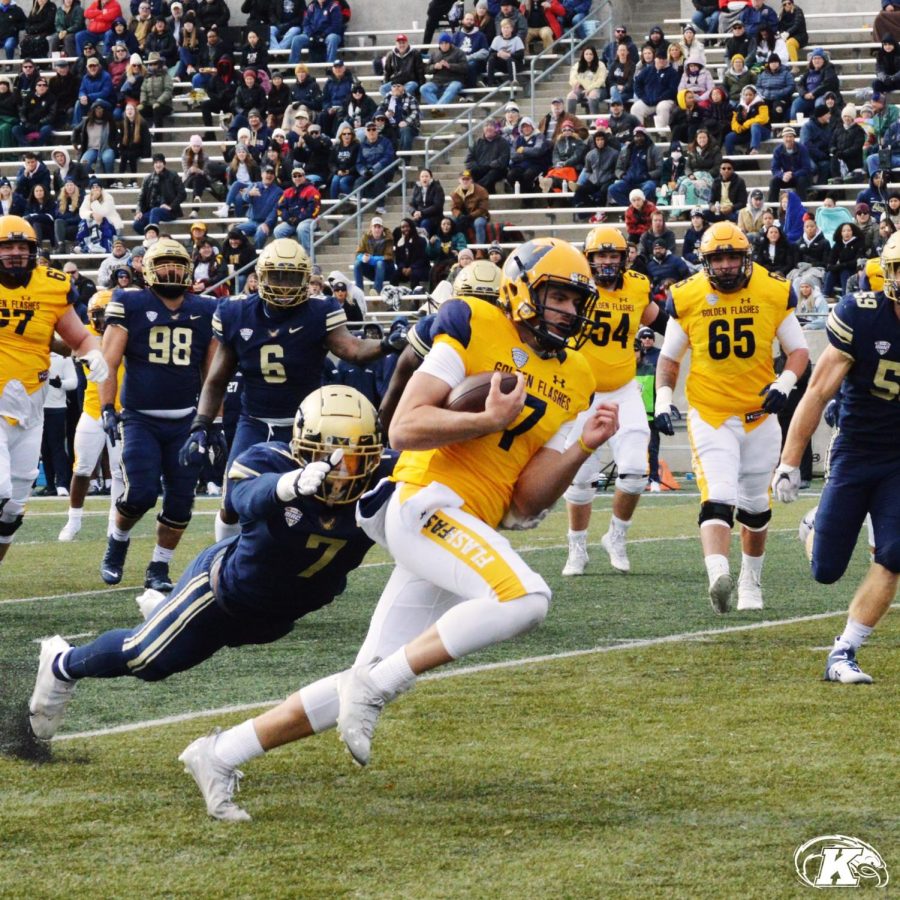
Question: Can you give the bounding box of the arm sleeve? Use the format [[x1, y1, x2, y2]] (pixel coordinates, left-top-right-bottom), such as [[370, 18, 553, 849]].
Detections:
[[660, 316, 690, 362], [418, 340, 466, 388], [775, 313, 807, 355]]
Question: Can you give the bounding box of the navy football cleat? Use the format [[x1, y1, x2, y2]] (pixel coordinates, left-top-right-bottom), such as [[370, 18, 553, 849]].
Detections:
[[824, 638, 873, 684], [100, 536, 130, 585], [144, 561, 174, 594]]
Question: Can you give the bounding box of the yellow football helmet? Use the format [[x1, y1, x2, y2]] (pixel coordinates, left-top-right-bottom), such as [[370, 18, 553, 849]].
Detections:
[[499, 238, 597, 354], [87, 289, 113, 333], [698, 221, 752, 293], [0, 214, 38, 282], [583, 224, 627, 286], [290, 386, 383, 505], [453, 259, 502, 303], [880, 232, 900, 302], [257, 238, 312, 308], [143, 237, 193, 299]]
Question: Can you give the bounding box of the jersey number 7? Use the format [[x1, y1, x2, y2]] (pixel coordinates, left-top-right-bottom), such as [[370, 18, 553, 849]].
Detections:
[[498, 394, 547, 451]]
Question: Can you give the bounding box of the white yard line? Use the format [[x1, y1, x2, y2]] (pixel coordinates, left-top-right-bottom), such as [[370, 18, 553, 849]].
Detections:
[[55, 606, 878, 743]]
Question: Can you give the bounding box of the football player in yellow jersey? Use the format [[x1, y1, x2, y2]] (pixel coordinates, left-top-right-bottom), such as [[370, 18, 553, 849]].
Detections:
[[172, 239, 620, 807], [0, 216, 108, 568], [561, 225, 669, 577], [654, 222, 809, 612], [58, 291, 126, 542]]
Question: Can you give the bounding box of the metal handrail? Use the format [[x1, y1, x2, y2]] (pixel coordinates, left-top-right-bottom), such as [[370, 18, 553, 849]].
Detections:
[[528, 1, 614, 121]]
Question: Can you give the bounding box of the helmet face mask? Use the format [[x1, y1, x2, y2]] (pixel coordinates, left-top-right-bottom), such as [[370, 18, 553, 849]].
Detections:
[[257, 238, 311, 308], [290, 386, 383, 505], [583, 225, 627, 287], [699, 222, 752, 293], [87, 290, 112, 333], [881, 231, 900, 302], [500, 238, 598, 355], [143, 237, 193, 299], [0, 215, 38, 285]]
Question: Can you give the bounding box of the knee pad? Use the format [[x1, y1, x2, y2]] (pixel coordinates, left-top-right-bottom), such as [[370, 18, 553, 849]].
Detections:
[[0, 512, 24, 542], [698, 501, 735, 529], [116, 497, 151, 521], [616, 473, 648, 496], [564, 480, 595, 506], [157, 511, 190, 531], [72, 460, 95, 477], [736, 508, 772, 532]]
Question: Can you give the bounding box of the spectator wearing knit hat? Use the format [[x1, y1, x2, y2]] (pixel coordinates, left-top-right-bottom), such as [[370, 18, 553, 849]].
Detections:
[[790, 47, 841, 120], [422, 32, 468, 105]]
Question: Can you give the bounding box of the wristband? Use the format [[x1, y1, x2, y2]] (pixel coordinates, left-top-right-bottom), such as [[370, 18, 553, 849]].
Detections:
[[190, 413, 213, 431], [654, 386, 674, 418], [771, 370, 798, 395], [577, 436, 594, 455]]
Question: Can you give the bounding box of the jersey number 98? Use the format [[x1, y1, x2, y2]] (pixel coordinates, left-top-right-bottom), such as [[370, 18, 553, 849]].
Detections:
[[707, 317, 755, 360], [148, 326, 193, 365]]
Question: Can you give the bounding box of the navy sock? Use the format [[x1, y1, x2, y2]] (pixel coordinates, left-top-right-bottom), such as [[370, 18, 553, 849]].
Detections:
[[64, 629, 137, 679]]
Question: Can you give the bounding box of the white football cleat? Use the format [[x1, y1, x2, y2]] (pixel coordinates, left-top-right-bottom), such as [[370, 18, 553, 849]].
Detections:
[[58, 519, 81, 542], [708, 573, 733, 614], [601, 528, 630, 573], [179, 729, 251, 822], [29, 635, 76, 740], [824, 638, 874, 684], [798, 506, 817, 563], [337, 663, 388, 767], [136, 588, 167, 620], [562, 539, 588, 576], [736, 570, 764, 611]]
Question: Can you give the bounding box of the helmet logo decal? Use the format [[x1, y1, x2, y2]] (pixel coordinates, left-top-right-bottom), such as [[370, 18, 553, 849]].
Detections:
[[240, 328, 253, 341], [511, 347, 529, 368], [146, 311, 158, 321]]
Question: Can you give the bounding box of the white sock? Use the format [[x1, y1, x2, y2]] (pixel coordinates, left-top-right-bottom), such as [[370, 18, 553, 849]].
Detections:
[[104, 479, 111, 489], [215, 515, 240, 543], [839, 617, 873, 652], [704, 553, 730, 584], [369, 647, 417, 696], [740, 552, 764, 581], [610, 515, 631, 534], [567, 528, 588, 546], [152, 545, 174, 564], [299, 674, 340, 733], [214, 720, 264, 768], [110, 525, 130, 542], [68, 508, 83, 524]]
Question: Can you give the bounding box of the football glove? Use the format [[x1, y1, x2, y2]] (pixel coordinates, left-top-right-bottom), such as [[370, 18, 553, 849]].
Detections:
[[759, 370, 798, 415], [276, 449, 344, 502], [178, 416, 228, 468], [771, 463, 801, 503], [380, 321, 408, 354], [653, 386, 681, 436], [823, 398, 840, 428], [79, 348, 110, 384], [101, 404, 121, 445], [49, 375, 62, 389]]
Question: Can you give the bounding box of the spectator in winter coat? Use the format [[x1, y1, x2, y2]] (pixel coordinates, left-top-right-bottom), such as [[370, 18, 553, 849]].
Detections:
[[422, 33, 468, 105], [495, 0, 527, 42], [391, 217, 430, 291], [723, 54, 755, 106], [14, 151, 51, 199], [72, 101, 119, 173], [453, 12, 490, 86], [601, 24, 637, 68], [724, 84, 770, 154], [291, 65, 324, 112], [605, 43, 635, 105], [51, 146, 90, 195], [800, 102, 832, 182], [13, 75, 56, 146], [791, 48, 841, 119], [739, 0, 778, 37], [354, 216, 395, 293], [234, 165, 282, 249], [73, 56, 114, 125], [669, 89, 706, 145], [631, 50, 679, 129], [541, 120, 586, 191], [0, 0, 28, 59], [724, 20, 756, 67], [623, 189, 657, 243], [465, 119, 510, 192], [51, 0, 84, 58], [289, 0, 343, 65], [450, 170, 490, 244], [682, 207, 709, 264], [794, 274, 828, 328], [198, 59, 236, 138], [566, 46, 607, 116], [794, 213, 831, 269], [874, 34, 900, 96], [380, 34, 425, 97], [408, 167, 445, 236], [646, 238, 689, 291], [824, 221, 864, 297], [273, 167, 320, 257], [354, 122, 395, 206], [752, 223, 796, 275], [145, 16, 177, 67], [138, 52, 173, 128], [133, 152, 186, 231], [678, 55, 714, 104], [709, 158, 748, 221], [607, 96, 640, 142], [506, 116, 548, 192], [855, 169, 892, 218], [195, 0, 230, 33], [608, 127, 663, 206], [638, 209, 677, 257], [778, 0, 807, 61], [319, 59, 357, 136], [755, 53, 794, 122], [328, 123, 359, 199], [522, 0, 566, 51], [768, 126, 812, 200], [573, 129, 617, 216], [737, 187, 767, 238], [485, 18, 525, 87], [376, 82, 420, 152], [854, 202, 880, 256]]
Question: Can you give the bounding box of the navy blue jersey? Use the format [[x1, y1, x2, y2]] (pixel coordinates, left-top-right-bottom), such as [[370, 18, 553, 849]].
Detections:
[[214, 293, 348, 419], [106, 288, 217, 411], [826, 293, 900, 449], [218, 441, 395, 619], [407, 312, 437, 360]]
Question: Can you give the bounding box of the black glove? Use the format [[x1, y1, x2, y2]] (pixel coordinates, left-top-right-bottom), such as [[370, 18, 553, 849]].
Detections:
[[101, 404, 121, 445], [49, 375, 62, 389], [759, 383, 789, 414], [653, 405, 681, 436], [178, 415, 228, 468], [380, 323, 408, 354], [823, 398, 840, 428]]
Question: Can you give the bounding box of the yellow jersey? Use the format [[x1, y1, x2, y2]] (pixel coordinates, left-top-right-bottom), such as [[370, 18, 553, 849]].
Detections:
[[391, 298, 595, 527], [82, 323, 123, 419], [669, 264, 795, 430], [0, 266, 73, 396], [580, 269, 653, 392]]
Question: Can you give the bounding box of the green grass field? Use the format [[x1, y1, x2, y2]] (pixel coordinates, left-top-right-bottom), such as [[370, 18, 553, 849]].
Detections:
[[0, 489, 896, 898]]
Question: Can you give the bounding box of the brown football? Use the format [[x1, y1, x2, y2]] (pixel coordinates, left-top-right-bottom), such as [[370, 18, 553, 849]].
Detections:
[[445, 371, 520, 412]]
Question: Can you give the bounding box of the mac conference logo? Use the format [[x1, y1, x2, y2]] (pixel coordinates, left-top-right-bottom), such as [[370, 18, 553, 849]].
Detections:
[[794, 835, 889, 889]]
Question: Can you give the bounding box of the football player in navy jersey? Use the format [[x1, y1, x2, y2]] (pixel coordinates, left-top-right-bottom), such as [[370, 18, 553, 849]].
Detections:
[[773, 231, 900, 684], [98, 239, 219, 593], [28, 386, 394, 756], [180, 238, 406, 543]]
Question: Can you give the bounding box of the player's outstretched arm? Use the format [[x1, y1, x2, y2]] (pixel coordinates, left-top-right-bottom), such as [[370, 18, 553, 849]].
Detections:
[[509, 402, 619, 519], [389, 370, 526, 451], [326, 323, 405, 364], [378, 345, 421, 436]]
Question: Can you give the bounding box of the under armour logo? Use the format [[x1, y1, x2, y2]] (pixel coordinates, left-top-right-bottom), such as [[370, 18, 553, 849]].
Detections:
[[553, 375, 566, 388]]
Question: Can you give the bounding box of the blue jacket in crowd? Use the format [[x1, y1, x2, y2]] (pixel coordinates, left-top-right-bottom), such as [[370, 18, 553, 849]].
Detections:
[[356, 135, 395, 176], [243, 181, 284, 228], [633, 63, 679, 106]]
